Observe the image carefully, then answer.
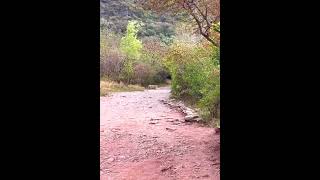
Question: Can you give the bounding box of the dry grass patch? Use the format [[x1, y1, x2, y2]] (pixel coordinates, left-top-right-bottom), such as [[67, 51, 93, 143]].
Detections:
[[100, 80, 144, 96]]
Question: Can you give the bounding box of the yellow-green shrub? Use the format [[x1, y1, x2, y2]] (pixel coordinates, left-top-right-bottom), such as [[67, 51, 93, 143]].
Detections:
[[165, 41, 220, 123]]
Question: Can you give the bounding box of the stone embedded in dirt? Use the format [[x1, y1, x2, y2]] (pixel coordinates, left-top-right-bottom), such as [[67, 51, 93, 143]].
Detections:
[[211, 162, 220, 166], [161, 165, 173, 172], [166, 127, 176, 132], [118, 155, 125, 159], [148, 85, 158, 89], [214, 128, 220, 134], [185, 115, 197, 121], [172, 122, 181, 125], [148, 106, 152, 108], [107, 157, 114, 163], [165, 117, 174, 119], [192, 114, 199, 118], [131, 157, 139, 162], [161, 98, 203, 123], [149, 122, 158, 125], [111, 128, 121, 132], [150, 118, 160, 121]]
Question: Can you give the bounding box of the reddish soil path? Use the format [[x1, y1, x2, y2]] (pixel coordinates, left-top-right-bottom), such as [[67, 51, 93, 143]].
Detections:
[[100, 87, 220, 180]]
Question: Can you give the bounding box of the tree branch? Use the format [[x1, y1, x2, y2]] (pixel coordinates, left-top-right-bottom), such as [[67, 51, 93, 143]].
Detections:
[[190, 10, 218, 46], [185, 1, 218, 46]]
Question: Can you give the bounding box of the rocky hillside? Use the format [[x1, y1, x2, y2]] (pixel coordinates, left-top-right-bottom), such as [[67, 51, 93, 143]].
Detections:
[[100, 0, 183, 42]]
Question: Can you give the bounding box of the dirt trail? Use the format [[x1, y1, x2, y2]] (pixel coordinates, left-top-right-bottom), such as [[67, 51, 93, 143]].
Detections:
[[100, 87, 220, 180]]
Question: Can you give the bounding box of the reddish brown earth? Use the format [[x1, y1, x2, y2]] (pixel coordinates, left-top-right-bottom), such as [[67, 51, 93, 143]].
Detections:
[[100, 87, 220, 180]]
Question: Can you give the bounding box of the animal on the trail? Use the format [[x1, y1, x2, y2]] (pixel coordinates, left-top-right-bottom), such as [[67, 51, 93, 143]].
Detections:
[[147, 85, 158, 89]]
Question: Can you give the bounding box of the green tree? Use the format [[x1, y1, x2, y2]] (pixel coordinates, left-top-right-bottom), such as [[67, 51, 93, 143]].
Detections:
[[120, 20, 143, 59], [120, 21, 143, 84]]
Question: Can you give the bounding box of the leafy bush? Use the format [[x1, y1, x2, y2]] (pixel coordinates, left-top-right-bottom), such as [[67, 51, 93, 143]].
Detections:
[[165, 39, 220, 123], [140, 36, 170, 85], [100, 29, 125, 79], [132, 63, 154, 86]]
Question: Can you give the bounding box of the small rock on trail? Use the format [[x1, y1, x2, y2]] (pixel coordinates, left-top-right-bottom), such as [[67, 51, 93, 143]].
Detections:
[[100, 86, 220, 180], [165, 127, 176, 132], [107, 157, 114, 163]]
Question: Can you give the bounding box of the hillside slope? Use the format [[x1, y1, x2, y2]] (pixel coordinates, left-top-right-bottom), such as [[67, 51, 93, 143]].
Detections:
[[100, 0, 183, 41]]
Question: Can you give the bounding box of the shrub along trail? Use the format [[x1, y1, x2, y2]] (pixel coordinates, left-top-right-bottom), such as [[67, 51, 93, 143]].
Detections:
[[100, 87, 220, 180]]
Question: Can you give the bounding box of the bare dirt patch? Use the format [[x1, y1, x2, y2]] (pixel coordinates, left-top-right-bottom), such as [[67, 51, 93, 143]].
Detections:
[[100, 87, 220, 180]]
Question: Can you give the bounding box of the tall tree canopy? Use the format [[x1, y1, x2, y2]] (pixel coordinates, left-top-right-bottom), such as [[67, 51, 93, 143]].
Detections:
[[138, 0, 220, 46]]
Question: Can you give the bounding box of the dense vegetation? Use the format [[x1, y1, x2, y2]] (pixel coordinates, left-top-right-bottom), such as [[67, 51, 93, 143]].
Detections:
[[100, 0, 187, 44], [100, 0, 220, 126], [100, 21, 169, 86], [162, 21, 220, 125]]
